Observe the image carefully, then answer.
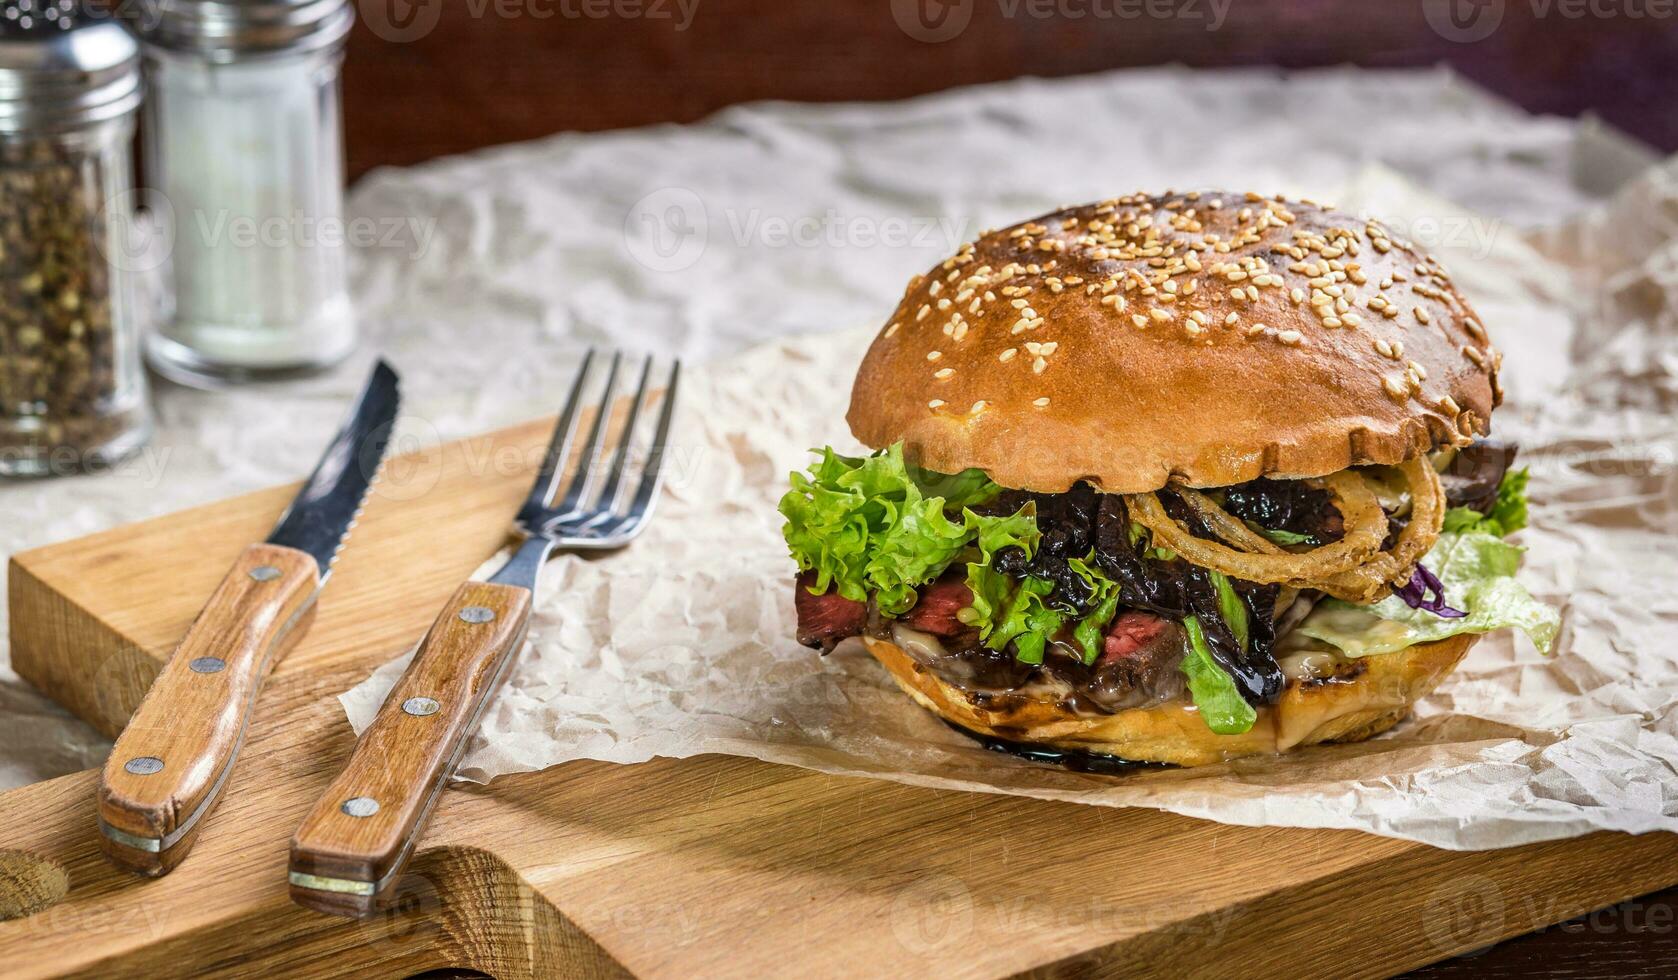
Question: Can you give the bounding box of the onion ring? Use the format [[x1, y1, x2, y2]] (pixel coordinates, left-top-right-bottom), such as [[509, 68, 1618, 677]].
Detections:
[[1175, 487, 1287, 555], [1126, 471, 1389, 586], [1128, 459, 1445, 603], [1320, 457, 1444, 602]]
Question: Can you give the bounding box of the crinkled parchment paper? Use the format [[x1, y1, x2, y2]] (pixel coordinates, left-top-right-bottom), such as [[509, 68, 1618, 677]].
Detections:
[[346, 158, 1678, 851]]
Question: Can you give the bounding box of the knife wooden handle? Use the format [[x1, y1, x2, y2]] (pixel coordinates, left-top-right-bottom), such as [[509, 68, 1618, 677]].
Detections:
[[97, 543, 320, 876], [288, 580, 532, 917]]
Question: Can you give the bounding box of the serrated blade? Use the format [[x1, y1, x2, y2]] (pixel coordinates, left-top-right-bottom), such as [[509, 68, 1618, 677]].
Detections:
[[267, 360, 402, 579]]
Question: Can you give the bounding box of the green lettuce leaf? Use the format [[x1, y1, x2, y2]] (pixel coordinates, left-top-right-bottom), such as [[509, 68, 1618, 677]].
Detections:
[[1442, 468, 1530, 538], [1209, 570, 1249, 652], [966, 503, 1039, 564], [780, 444, 1008, 614], [957, 563, 1015, 639], [1249, 523, 1314, 546], [1297, 529, 1559, 657], [987, 577, 1065, 666], [1181, 616, 1257, 735], [1068, 555, 1121, 666]]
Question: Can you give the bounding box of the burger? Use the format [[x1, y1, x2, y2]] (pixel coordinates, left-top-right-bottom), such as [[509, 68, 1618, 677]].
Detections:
[[780, 191, 1559, 767]]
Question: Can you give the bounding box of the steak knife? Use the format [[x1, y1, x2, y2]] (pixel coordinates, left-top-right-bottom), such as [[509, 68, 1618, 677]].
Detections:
[[97, 360, 401, 876]]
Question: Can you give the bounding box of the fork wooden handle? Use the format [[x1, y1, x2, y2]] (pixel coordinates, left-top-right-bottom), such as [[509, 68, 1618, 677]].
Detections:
[[288, 580, 532, 917], [98, 543, 320, 876]]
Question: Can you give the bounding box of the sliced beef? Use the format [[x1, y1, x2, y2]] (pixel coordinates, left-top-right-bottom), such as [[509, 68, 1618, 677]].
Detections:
[[1085, 612, 1185, 712], [1101, 610, 1171, 665], [900, 575, 974, 636], [793, 572, 866, 650], [1443, 440, 1518, 514]]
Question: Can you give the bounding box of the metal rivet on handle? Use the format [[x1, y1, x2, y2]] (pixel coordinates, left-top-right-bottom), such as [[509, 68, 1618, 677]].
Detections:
[[459, 606, 495, 624], [190, 657, 226, 674], [125, 756, 164, 776], [402, 697, 440, 717], [249, 565, 282, 582], [342, 797, 380, 818]]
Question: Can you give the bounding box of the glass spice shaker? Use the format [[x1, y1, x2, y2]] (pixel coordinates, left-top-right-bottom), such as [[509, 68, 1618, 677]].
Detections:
[[131, 0, 356, 385], [0, 9, 151, 478]]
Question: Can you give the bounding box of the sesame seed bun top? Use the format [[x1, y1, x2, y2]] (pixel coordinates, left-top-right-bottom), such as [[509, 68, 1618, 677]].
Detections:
[[846, 191, 1502, 493]]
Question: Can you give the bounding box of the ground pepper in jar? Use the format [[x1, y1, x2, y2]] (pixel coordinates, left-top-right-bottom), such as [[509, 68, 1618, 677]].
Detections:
[[0, 16, 149, 477]]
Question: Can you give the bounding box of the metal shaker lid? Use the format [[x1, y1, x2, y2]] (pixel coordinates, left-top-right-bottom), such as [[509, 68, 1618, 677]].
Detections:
[[0, 10, 142, 134], [130, 0, 355, 61]]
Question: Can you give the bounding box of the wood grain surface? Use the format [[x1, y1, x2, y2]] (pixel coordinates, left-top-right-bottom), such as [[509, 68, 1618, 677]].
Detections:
[[291, 580, 533, 917], [2, 417, 1677, 977], [96, 543, 320, 877]]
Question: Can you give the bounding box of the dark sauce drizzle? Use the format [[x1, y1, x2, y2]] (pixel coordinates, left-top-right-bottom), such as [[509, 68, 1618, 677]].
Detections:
[[943, 720, 1172, 775]]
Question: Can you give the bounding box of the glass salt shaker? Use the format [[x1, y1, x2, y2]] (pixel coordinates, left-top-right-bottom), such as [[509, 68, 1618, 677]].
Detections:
[[132, 0, 356, 385], [0, 9, 151, 477]]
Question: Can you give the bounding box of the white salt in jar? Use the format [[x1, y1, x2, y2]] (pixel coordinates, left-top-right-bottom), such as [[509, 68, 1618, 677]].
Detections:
[[132, 0, 356, 385]]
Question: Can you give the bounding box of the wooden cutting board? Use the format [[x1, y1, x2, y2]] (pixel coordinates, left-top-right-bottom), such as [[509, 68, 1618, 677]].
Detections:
[[3, 417, 1677, 978]]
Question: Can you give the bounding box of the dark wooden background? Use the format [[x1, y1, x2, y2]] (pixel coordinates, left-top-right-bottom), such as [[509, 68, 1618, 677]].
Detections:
[[341, 0, 1678, 180], [343, 1, 1678, 976]]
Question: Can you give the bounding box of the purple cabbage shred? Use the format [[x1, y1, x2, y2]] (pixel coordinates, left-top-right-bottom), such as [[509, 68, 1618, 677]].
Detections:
[[1396, 564, 1467, 618]]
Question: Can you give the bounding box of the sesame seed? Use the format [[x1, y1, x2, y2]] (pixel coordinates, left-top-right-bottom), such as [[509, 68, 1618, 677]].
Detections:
[[970, 400, 987, 413], [884, 322, 900, 338], [999, 348, 1017, 362], [1407, 359, 1428, 381], [1414, 307, 1430, 324], [934, 367, 954, 380], [936, 298, 952, 311], [915, 305, 931, 322], [1131, 314, 1149, 329], [1278, 329, 1303, 346], [1032, 357, 1047, 374], [928, 399, 944, 409], [1149, 308, 1173, 323], [1464, 345, 1486, 367], [1033, 397, 1051, 408], [1224, 312, 1239, 326], [1383, 374, 1411, 400], [927, 350, 942, 361]]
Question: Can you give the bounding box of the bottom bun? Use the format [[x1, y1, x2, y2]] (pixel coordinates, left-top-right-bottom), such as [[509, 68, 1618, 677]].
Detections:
[[863, 633, 1478, 767]]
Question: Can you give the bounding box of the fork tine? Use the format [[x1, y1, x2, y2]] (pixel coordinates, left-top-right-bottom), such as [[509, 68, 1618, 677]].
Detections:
[[551, 350, 623, 519], [515, 348, 595, 529], [605, 360, 681, 537], [585, 354, 654, 518]]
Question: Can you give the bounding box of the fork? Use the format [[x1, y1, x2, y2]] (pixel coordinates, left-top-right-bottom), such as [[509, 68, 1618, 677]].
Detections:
[[287, 350, 679, 917]]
